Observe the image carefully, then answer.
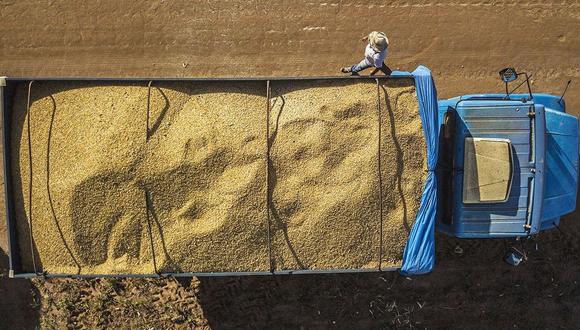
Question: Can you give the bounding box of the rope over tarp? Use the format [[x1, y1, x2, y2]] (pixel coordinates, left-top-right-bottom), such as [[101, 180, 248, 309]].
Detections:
[[400, 66, 439, 275]]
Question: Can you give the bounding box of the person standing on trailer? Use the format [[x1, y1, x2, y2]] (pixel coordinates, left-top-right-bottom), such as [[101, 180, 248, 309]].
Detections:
[[341, 31, 392, 76]]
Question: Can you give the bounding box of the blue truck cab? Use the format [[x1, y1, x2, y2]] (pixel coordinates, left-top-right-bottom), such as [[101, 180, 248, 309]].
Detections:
[[436, 88, 578, 238]]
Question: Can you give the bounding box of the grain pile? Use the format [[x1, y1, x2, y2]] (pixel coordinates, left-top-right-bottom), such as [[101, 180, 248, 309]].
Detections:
[[269, 80, 425, 270], [10, 79, 425, 274]]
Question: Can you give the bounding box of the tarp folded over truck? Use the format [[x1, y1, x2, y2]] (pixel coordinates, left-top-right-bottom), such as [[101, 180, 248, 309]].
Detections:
[[400, 66, 439, 275]]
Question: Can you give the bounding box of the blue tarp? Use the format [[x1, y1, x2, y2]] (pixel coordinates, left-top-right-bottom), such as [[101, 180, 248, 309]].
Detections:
[[400, 66, 439, 275]]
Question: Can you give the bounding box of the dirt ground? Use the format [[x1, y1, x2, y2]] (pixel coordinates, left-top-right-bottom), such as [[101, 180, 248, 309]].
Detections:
[[0, 0, 579, 329]]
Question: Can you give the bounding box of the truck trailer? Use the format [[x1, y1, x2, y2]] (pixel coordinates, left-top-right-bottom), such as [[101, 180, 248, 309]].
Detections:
[[0, 66, 577, 278]]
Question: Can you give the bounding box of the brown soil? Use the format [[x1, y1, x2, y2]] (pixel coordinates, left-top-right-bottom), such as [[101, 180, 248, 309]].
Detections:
[[9, 79, 423, 275], [0, 1, 579, 329], [0, 1, 578, 114]]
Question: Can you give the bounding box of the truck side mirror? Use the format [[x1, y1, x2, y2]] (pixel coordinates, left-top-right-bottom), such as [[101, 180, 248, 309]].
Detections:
[[499, 68, 518, 83]]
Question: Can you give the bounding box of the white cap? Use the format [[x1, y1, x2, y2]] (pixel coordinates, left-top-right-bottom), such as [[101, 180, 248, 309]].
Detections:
[[368, 31, 389, 51]]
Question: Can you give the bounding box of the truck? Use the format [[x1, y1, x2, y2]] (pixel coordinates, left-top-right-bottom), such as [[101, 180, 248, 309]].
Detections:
[[0, 66, 577, 278], [435, 68, 578, 266]]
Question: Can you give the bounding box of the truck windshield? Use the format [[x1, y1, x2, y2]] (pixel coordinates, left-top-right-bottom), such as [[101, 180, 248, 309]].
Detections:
[[463, 138, 513, 203]]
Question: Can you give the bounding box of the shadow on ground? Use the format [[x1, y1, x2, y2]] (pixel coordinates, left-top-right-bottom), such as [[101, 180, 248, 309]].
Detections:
[[0, 251, 40, 329], [1, 204, 579, 329], [196, 214, 580, 329]]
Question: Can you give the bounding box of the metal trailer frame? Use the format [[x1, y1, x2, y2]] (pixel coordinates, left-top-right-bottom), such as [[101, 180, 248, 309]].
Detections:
[[1, 74, 414, 279]]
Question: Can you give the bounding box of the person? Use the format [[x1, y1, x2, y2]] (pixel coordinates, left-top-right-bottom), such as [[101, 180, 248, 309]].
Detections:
[[341, 31, 392, 76]]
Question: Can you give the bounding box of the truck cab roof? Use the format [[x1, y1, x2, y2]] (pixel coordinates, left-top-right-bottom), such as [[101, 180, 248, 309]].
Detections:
[[436, 93, 578, 238]]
